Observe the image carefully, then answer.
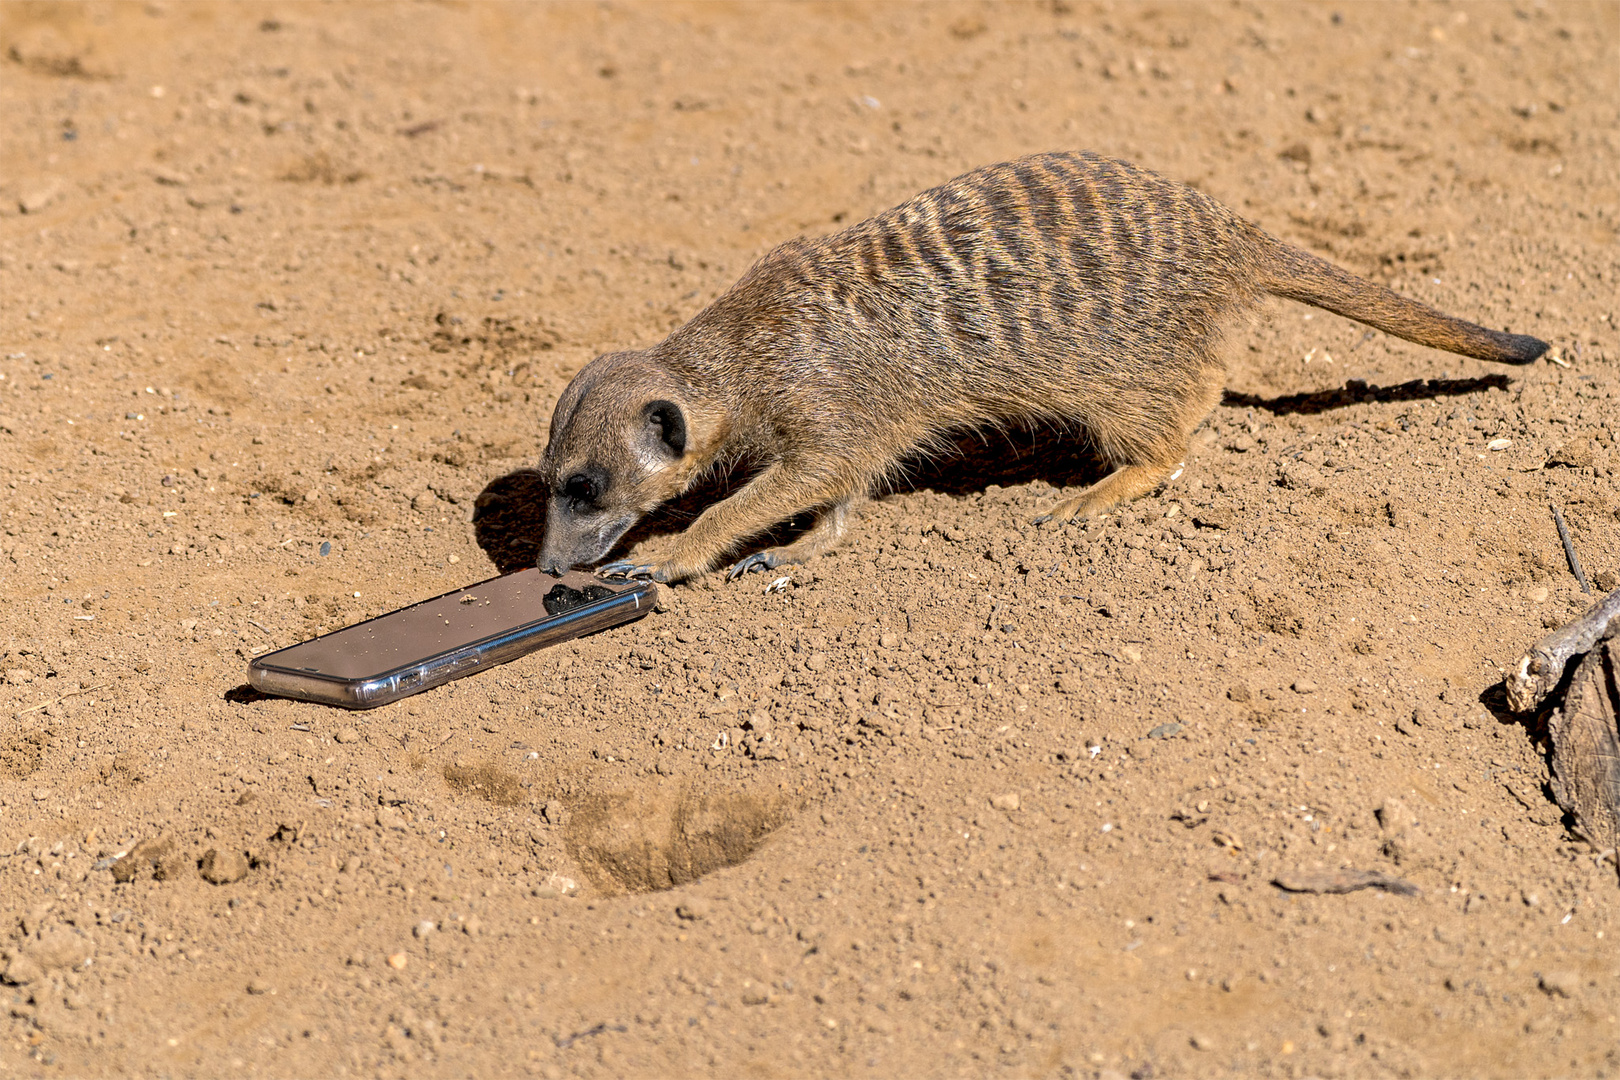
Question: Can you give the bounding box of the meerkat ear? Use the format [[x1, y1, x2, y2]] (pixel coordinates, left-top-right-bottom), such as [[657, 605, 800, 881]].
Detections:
[[643, 400, 687, 458]]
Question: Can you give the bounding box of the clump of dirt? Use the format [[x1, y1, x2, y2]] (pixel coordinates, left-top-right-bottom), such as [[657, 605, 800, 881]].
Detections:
[[108, 836, 185, 884], [542, 581, 616, 615], [0, 727, 52, 778]]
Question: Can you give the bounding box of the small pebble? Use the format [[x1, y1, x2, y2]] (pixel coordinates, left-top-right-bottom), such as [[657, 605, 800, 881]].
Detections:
[[387, 952, 408, 970], [18, 178, 63, 214], [2, 955, 44, 986], [538, 872, 578, 896], [675, 900, 710, 921], [376, 807, 407, 831], [199, 848, 250, 885], [1292, 679, 1319, 694], [333, 727, 360, 744], [990, 793, 1021, 811], [1487, 438, 1512, 451], [413, 920, 435, 938], [246, 978, 272, 996]]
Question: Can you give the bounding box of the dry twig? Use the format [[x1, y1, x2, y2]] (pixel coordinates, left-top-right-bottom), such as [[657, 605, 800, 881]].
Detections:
[[15, 682, 109, 718], [1551, 502, 1591, 594], [1272, 869, 1419, 897]]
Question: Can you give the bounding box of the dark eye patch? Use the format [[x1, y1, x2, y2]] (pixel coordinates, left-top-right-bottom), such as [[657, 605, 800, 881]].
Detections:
[[560, 465, 609, 510], [563, 474, 597, 502]]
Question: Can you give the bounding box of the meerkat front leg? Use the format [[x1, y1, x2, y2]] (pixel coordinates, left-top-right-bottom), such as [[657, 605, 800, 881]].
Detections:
[[726, 498, 852, 580], [600, 462, 852, 584]]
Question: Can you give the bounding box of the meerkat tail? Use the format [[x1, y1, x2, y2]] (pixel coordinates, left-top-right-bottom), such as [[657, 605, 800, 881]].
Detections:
[[1253, 233, 1549, 364]]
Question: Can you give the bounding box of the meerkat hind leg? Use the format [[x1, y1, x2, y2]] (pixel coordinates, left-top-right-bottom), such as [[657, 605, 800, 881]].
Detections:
[[1036, 366, 1220, 525], [727, 499, 852, 580], [1033, 456, 1183, 525]]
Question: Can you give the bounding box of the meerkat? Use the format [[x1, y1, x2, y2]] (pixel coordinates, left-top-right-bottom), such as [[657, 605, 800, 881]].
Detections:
[[535, 150, 1546, 584]]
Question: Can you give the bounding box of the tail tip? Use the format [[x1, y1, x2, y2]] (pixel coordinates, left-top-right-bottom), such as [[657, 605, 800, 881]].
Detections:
[[1502, 333, 1551, 365]]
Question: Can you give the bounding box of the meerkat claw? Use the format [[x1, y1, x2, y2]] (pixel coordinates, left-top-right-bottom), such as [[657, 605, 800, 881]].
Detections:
[[726, 551, 779, 581], [597, 560, 658, 580]]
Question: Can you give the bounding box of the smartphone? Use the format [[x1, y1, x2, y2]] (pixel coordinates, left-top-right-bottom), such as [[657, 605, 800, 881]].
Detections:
[[247, 569, 655, 709]]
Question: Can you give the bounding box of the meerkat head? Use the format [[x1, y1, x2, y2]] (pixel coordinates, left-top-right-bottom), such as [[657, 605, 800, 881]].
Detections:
[[536, 351, 714, 573]]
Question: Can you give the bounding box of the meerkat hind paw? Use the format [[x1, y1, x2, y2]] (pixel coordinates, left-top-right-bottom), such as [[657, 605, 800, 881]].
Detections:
[[1033, 499, 1086, 526], [726, 550, 784, 581]]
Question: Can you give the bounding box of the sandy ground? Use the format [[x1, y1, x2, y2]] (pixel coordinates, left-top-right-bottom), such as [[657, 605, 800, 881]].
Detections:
[[1, 2, 1618, 1077]]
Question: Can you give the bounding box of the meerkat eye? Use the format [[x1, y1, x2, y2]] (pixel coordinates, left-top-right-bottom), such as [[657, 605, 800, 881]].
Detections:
[[562, 474, 598, 505]]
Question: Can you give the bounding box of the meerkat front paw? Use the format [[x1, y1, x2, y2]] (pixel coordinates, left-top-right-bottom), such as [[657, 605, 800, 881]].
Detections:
[[596, 560, 667, 582]]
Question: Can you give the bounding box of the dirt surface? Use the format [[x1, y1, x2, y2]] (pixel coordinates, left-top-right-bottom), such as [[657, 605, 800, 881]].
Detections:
[[2, 2, 1618, 1077]]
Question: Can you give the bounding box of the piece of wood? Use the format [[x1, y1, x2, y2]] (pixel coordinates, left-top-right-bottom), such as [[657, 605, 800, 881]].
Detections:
[[1547, 636, 1620, 858], [1506, 586, 1620, 713]]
